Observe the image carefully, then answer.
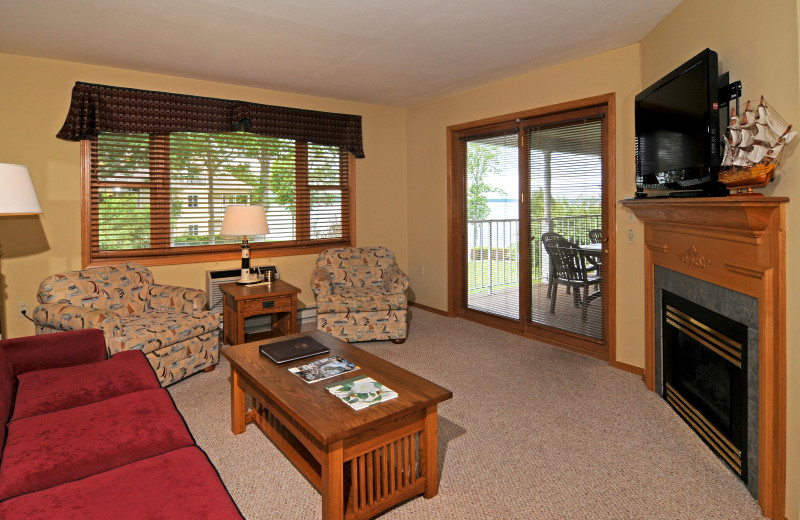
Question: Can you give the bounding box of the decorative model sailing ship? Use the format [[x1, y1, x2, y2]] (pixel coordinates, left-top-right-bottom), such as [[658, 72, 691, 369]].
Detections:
[[720, 96, 796, 193]]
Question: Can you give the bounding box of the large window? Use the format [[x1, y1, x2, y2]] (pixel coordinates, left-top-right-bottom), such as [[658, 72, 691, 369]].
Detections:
[[84, 131, 353, 264]]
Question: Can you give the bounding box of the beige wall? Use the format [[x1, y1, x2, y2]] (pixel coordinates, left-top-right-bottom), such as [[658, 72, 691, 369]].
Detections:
[[0, 53, 408, 339], [2, 3, 798, 514], [405, 44, 646, 367], [641, 0, 800, 517]]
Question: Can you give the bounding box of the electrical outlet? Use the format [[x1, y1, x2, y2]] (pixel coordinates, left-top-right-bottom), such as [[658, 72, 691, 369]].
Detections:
[[17, 302, 29, 318], [626, 229, 636, 244], [419, 265, 425, 276]]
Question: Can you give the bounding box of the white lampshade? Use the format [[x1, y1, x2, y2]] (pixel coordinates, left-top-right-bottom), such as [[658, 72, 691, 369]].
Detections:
[[220, 205, 269, 236], [0, 164, 41, 215]]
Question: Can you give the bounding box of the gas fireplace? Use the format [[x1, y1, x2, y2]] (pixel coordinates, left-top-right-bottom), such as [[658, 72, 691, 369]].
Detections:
[[662, 290, 748, 481], [622, 196, 786, 519]]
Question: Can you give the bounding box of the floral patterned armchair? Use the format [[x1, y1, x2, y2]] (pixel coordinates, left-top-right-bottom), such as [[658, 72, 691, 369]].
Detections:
[[33, 263, 220, 386], [311, 247, 409, 343]]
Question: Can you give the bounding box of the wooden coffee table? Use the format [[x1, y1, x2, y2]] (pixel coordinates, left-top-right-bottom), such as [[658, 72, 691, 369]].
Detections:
[[221, 331, 453, 520]]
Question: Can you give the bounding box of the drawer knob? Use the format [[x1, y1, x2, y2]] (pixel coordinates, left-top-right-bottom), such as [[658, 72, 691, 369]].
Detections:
[[262, 300, 275, 309]]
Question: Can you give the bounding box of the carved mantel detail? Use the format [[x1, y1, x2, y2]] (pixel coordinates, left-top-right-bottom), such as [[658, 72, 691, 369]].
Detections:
[[621, 195, 787, 520], [679, 246, 710, 268]]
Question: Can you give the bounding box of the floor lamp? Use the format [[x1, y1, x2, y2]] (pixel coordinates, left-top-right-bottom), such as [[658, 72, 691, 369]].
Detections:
[[220, 205, 269, 284], [0, 164, 42, 339]]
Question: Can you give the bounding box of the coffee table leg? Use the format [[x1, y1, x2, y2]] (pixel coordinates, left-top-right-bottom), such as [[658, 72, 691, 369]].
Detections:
[[421, 405, 440, 498], [322, 440, 344, 520], [231, 368, 246, 434]]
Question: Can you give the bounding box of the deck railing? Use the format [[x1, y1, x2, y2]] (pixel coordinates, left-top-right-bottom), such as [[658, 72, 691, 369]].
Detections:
[[467, 214, 601, 293]]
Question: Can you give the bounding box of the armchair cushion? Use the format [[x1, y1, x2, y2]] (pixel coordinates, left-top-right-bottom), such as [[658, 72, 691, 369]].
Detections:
[[36, 263, 153, 316], [0, 388, 194, 500], [310, 267, 333, 298], [316, 288, 408, 314], [32, 304, 122, 337], [383, 265, 410, 293], [107, 310, 220, 355], [11, 350, 160, 422], [148, 283, 206, 313]]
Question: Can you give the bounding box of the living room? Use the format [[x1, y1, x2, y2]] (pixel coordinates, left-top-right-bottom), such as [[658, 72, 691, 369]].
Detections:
[[0, 0, 798, 519]]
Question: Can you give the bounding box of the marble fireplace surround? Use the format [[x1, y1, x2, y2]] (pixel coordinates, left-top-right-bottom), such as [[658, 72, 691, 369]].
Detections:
[[622, 196, 787, 520]]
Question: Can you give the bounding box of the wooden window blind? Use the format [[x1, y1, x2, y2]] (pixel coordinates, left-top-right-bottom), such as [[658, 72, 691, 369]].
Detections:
[[85, 131, 353, 265]]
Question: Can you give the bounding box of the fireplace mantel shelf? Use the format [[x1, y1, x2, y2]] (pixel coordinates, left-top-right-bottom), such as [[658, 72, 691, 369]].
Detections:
[[621, 195, 787, 520]]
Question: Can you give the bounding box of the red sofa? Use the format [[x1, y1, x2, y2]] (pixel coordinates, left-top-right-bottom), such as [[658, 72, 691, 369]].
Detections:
[[0, 329, 242, 519]]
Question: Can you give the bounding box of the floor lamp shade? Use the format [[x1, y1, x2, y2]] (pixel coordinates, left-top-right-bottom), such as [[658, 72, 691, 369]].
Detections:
[[0, 164, 42, 215]]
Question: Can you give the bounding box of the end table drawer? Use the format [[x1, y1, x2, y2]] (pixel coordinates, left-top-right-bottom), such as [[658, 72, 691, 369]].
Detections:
[[243, 295, 293, 315]]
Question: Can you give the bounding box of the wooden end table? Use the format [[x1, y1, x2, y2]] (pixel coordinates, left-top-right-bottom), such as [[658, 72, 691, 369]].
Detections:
[[221, 331, 453, 520], [220, 279, 301, 346]]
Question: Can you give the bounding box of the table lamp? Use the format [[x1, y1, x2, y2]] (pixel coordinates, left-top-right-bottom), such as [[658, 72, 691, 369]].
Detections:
[[0, 163, 42, 338], [220, 205, 269, 283]]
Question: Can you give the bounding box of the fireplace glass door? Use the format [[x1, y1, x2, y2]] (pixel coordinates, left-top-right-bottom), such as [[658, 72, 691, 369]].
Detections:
[[662, 291, 748, 480]]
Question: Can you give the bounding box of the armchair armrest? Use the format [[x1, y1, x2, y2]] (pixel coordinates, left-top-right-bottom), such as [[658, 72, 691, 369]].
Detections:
[[384, 265, 410, 293], [33, 303, 122, 338], [310, 268, 333, 297], [1, 329, 107, 376], [148, 284, 206, 313]]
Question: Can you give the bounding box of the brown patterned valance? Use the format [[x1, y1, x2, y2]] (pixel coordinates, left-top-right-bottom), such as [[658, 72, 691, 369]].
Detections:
[[56, 82, 365, 158]]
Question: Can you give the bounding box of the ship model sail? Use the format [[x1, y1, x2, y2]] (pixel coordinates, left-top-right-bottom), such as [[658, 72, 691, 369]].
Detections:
[[720, 96, 796, 193]]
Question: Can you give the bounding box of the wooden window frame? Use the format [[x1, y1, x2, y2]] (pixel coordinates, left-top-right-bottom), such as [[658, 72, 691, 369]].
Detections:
[[81, 138, 356, 267]]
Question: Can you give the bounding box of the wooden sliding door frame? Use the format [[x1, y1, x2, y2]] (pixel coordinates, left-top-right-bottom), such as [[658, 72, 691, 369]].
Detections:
[[446, 93, 617, 363]]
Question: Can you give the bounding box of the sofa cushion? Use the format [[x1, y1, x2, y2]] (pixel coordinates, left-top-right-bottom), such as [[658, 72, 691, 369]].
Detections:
[[11, 349, 160, 421], [0, 447, 242, 519], [317, 288, 407, 314], [0, 388, 193, 500], [106, 310, 220, 355], [0, 347, 14, 446]]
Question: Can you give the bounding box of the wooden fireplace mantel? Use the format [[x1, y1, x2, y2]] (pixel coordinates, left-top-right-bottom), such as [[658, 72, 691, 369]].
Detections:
[[621, 195, 787, 520]]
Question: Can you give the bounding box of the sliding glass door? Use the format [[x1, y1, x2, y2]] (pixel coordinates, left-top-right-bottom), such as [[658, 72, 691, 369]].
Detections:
[[527, 111, 606, 341], [451, 99, 613, 358]]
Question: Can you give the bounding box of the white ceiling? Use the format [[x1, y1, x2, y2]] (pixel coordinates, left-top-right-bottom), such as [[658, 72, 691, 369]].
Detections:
[[0, 0, 681, 107]]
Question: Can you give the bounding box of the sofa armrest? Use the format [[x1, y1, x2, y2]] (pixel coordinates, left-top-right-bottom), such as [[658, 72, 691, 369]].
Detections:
[[383, 265, 410, 294], [310, 268, 333, 298], [33, 304, 122, 338], [148, 284, 206, 313], [1, 329, 108, 376]]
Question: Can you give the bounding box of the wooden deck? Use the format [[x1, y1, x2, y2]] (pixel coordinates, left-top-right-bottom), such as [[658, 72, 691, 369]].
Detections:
[[467, 281, 603, 339]]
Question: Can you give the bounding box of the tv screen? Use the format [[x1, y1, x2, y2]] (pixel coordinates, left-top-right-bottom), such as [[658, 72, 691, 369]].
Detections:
[[635, 49, 721, 192]]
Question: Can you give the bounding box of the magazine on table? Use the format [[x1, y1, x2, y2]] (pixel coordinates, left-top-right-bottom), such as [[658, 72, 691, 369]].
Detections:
[[288, 356, 360, 383], [325, 375, 398, 410]]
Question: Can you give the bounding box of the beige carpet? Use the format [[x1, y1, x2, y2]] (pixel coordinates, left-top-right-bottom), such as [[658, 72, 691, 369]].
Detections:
[[168, 308, 765, 519]]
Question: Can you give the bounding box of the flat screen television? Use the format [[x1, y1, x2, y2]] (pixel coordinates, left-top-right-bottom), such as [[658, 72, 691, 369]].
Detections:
[[635, 48, 727, 196]]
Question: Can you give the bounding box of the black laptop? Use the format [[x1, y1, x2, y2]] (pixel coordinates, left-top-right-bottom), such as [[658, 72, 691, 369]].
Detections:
[[259, 336, 330, 364]]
